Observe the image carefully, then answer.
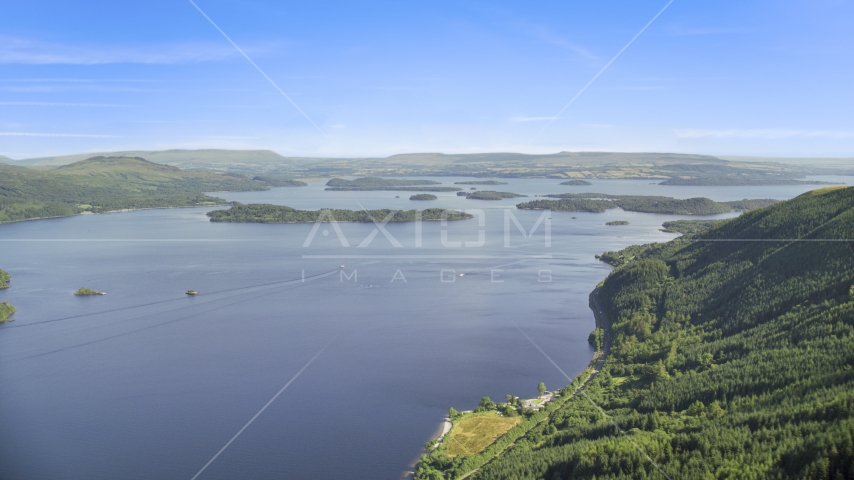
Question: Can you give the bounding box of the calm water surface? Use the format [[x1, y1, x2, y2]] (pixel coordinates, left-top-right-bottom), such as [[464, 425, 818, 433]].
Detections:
[[0, 177, 849, 479]]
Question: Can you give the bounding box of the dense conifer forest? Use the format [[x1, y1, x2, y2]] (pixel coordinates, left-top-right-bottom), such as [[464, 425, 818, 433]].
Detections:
[[417, 187, 854, 479]]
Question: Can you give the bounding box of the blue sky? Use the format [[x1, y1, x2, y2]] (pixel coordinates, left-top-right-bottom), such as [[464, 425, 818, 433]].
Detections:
[[1, 0, 852, 159]]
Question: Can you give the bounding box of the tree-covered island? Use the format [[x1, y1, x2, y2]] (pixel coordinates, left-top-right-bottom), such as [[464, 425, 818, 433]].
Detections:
[[410, 194, 438, 201], [75, 287, 105, 296], [207, 204, 473, 223], [464, 191, 527, 200]]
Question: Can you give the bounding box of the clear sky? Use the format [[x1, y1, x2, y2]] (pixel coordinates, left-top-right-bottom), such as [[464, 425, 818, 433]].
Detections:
[[1, 0, 852, 159]]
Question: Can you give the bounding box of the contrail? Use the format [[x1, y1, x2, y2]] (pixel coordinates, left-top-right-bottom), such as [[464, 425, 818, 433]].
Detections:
[[536, 0, 676, 137], [188, 0, 329, 140]]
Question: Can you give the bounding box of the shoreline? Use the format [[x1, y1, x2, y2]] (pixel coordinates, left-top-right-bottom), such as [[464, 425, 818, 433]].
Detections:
[[413, 285, 612, 478], [0, 204, 226, 226]]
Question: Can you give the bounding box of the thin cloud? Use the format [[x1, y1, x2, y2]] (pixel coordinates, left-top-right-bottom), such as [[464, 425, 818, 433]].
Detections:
[[0, 132, 116, 138], [0, 78, 159, 83], [0, 102, 134, 107], [534, 29, 598, 60], [676, 128, 854, 139], [665, 25, 749, 36], [0, 36, 279, 65], [510, 116, 558, 122]]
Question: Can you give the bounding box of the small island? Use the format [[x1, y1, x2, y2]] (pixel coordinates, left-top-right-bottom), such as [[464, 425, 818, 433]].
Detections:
[[560, 179, 592, 185], [0, 301, 14, 323], [207, 204, 473, 223], [410, 194, 438, 201], [465, 191, 526, 200], [186, 290, 198, 295], [454, 180, 508, 185], [0, 268, 9, 289], [605, 220, 629, 226], [75, 287, 106, 296]]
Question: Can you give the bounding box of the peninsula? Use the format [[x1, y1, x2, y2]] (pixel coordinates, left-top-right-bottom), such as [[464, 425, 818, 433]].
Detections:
[[0, 302, 14, 323], [517, 193, 776, 215], [660, 219, 723, 234], [0, 269, 13, 323]]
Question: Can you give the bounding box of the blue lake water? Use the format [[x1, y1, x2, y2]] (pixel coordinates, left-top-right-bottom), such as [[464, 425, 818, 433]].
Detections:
[[0, 177, 850, 479]]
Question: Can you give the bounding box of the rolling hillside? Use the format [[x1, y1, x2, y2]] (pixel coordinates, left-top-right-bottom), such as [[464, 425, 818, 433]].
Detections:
[[0, 156, 274, 223], [4, 149, 850, 182]]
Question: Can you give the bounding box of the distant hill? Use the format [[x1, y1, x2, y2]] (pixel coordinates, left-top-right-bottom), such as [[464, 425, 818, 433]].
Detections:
[[4, 149, 852, 181], [0, 155, 275, 224], [10, 149, 291, 167], [383, 151, 726, 165]]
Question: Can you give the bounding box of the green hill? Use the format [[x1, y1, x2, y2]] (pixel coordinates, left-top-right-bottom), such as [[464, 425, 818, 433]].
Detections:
[[9, 149, 290, 167], [417, 187, 854, 479], [0, 156, 273, 223]]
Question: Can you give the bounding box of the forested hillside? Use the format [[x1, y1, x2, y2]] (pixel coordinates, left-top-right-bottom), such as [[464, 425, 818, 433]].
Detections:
[[417, 187, 854, 479], [0, 156, 288, 223]]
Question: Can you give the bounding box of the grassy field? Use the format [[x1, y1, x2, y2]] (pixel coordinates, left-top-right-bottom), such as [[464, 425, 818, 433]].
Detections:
[[444, 412, 520, 457]]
